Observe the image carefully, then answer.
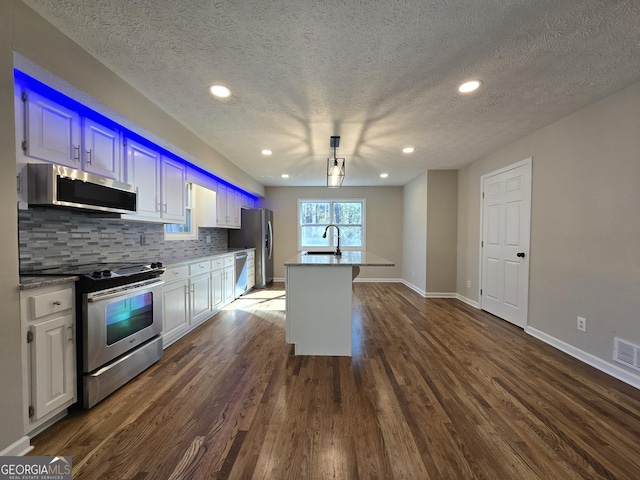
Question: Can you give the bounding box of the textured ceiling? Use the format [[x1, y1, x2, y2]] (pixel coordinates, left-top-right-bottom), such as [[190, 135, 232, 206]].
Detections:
[[20, 0, 640, 187]]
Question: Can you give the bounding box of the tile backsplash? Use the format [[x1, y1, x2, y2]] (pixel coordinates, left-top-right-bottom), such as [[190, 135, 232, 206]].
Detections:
[[19, 209, 228, 272]]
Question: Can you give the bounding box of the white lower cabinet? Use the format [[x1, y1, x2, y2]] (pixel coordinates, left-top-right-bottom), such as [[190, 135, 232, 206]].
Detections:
[[162, 253, 242, 348], [161, 265, 190, 348], [20, 283, 77, 434]]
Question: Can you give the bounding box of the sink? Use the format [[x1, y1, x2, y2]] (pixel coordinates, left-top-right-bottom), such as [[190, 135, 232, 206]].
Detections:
[[303, 251, 336, 255]]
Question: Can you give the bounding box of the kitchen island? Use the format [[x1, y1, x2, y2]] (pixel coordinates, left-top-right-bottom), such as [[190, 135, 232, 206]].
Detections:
[[284, 251, 394, 356]]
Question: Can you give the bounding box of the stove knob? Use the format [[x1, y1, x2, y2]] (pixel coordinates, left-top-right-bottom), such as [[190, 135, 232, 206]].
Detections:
[[102, 270, 112, 277], [92, 271, 102, 278], [156, 262, 163, 268], [150, 262, 158, 268]]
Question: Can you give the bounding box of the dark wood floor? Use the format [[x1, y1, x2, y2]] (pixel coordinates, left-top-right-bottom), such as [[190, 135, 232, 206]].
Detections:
[[30, 283, 640, 479]]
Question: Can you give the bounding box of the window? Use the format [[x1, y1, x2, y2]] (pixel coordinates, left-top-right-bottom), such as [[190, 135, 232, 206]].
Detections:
[[298, 199, 365, 251], [165, 183, 197, 240]]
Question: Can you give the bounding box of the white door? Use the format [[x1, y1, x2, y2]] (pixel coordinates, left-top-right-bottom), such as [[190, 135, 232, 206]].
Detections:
[[83, 118, 121, 179], [125, 139, 161, 218], [161, 156, 186, 222], [25, 90, 81, 167], [481, 159, 532, 328]]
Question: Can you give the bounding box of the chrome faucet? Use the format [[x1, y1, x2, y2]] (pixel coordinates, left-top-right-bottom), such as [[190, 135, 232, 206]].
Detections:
[[322, 224, 341, 256]]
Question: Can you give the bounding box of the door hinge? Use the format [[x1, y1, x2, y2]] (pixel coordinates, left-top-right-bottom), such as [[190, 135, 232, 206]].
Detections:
[[21, 91, 27, 103], [27, 331, 33, 343], [482, 192, 485, 199], [480, 289, 483, 296], [481, 240, 484, 247], [123, 139, 127, 147], [28, 405, 34, 418], [21, 139, 28, 152]]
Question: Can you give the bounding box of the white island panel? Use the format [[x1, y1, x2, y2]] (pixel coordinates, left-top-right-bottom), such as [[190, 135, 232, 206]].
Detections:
[[286, 265, 353, 356]]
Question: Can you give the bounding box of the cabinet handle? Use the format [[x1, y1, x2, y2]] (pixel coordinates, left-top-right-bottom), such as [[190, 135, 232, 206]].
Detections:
[[74, 145, 80, 161], [163, 203, 168, 213], [67, 325, 73, 342], [86, 148, 92, 164], [53, 300, 61, 306]]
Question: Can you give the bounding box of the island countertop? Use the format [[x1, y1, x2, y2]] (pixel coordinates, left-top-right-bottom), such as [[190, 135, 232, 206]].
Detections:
[[284, 250, 394, 267]]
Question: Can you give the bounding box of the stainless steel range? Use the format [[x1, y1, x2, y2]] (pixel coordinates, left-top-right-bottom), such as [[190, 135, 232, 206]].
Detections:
[[29, 262, 166, 408]]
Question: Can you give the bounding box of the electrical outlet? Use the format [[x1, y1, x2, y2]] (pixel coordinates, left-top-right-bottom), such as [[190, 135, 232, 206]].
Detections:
[[206, 235, 211, 243], [411, 269, 414, 278], [577, 316, 586, 332], [467, 280, 471, 288]]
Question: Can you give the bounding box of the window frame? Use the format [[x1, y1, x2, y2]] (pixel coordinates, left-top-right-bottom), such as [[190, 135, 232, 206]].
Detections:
[[164, 183, 198, 241], [297, 198, 366, 252]]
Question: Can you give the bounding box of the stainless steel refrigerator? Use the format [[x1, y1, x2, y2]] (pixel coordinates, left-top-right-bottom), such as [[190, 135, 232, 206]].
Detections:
[[228, 208, 274, 288]]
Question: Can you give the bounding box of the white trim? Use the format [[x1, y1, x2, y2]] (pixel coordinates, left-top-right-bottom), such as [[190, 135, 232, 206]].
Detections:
[[273, 277, 286, 283], [354, 277, 403, 283], [401, 280, 426, 297], [297, 198, 366, 251], [0, 436, 33, 456], [455, 294, 481, 309], [478, 157, 533, 323], [527, 327, 640, 390], [426, 292, 457, 298]]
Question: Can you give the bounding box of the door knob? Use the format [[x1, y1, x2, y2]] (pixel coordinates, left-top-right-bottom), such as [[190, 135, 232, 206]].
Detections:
[[516, 252, 526, 258]]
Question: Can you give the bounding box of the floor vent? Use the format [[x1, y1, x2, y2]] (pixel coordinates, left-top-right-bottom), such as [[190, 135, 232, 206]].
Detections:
[[613, 337, 640, 372]]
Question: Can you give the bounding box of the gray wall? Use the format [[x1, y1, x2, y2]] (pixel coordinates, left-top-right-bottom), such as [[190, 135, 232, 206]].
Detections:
[[1, 0, 24, 454], [457, 79, 640, 372], [260, 186, 403, 280], [427, 170, 458, 294], [402, 172, 427, 293]]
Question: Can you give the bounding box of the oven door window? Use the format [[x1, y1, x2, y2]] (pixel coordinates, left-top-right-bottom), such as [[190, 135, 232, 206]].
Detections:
[[106, 292, 154, 345]]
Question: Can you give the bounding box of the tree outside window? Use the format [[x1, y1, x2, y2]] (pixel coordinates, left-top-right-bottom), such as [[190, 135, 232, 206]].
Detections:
[[298, 199, 365, 250]]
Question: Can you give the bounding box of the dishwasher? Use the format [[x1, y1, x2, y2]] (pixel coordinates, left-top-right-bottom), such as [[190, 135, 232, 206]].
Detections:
[[234, 251, 249, 297]]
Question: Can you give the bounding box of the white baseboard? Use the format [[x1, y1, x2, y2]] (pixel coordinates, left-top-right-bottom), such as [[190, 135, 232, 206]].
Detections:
[[400, 280, 426, 297], [527, 326, 640, 390], [426, 292, 457, 298], [455, 293, 480, 309], [354, 277, 403, 283], [272, 277, 285, 283], [0, 436, 33, 456]]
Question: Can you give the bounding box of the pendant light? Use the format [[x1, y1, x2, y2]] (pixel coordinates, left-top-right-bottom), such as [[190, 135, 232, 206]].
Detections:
[[327, 136, 345, 188]]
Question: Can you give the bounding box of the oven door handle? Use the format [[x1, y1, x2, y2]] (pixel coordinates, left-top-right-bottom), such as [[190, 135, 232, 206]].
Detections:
[[87, 279, 165, 303]]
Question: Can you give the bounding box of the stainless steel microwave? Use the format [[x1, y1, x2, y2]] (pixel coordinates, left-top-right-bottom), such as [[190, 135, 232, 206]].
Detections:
[[28, 163, 137, 214]]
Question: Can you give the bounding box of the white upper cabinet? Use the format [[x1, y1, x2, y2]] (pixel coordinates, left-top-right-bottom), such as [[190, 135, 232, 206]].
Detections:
[[216, 184, 241, 229], [124, 139, 161, 219], [82, 117, 122, 179], [23, 91, 122, 180], [161, 156, 187, 223], [194, 184, 217, 228], [122, 139, 186, 223], [23, 90, 81, 168]]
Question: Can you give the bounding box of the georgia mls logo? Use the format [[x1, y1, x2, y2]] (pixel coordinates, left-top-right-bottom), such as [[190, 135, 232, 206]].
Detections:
[[0, 455, 72, 480]]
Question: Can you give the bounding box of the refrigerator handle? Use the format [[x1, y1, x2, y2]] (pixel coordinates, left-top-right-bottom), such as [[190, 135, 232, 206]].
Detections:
[[266, 220, 273, 259]]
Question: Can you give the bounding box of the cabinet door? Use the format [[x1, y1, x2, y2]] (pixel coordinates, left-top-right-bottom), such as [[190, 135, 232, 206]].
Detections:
[[25, 90, 81, 167], [162, 156, 186, 222], [125, 139, 161, 218], [212, 268, 225, 310], [83, 118, 121, 179], [224, 265, 235, 303], [190, 274, 211, 325], [216, 184, 228, 227], [31, 314, 76, 421], [230, 190, 242, 227], [162, 279, 189, 347], [194, 184, 217, 228]]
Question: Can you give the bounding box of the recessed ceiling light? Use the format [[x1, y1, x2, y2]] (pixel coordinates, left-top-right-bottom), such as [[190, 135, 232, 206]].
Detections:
[[209, 84, 231, 98], [380, 173, 389, 178], [458, 80, 481, 93], [281, 174, 289, 179], [402, 147, 415, 154], [261, 149, 273, 155]]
